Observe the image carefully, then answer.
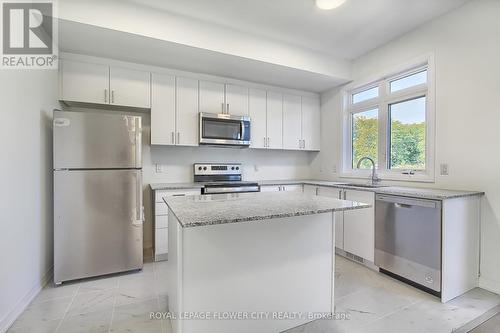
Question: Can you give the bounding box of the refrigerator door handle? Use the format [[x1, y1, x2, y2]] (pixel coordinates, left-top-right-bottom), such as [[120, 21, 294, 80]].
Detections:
[[133, 171, 143, 226], [135, 117, 142, 168]]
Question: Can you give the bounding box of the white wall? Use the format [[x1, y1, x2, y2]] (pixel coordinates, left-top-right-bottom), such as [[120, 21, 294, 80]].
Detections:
[[313, 0, 500, 293], [0, 70, 58, 331]]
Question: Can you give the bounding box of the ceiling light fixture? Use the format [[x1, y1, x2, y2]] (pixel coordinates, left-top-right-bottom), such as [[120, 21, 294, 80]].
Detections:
[[315, 0, 346, 10]]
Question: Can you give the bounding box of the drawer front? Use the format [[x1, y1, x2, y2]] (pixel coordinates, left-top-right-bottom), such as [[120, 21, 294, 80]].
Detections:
[[155, 228, 168, 255], [155, 215, 168, 228], [155, 189, 201, 203]]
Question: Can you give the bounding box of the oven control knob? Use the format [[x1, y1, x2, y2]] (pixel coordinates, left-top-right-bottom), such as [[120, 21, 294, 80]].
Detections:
[[231, 167, 235, 170], [203, 167, 207, 170], [236, 167, 239, 170], [198, 167, 202, 171]]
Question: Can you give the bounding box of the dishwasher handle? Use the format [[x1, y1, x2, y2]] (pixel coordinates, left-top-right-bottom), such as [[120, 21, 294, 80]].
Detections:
[[376, 195, 440, 209]]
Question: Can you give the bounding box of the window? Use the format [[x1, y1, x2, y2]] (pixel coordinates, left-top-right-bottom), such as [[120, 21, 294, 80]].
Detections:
[[352, 109, 378, 169], [352, 86, 378, 104], [389, 96, 426, 170], [390, 70, 427, 93], [343, 61, 434, 181]]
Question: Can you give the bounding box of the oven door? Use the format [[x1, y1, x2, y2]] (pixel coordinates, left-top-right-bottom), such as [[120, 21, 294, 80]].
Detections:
[[199, 113, 250, 146]]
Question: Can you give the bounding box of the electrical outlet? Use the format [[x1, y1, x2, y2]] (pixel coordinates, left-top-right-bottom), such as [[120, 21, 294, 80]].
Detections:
[[155, 164, 163, 173], [440, 163, 449, 176]]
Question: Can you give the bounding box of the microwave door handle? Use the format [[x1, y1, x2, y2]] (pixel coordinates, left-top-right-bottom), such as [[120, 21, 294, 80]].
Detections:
[[239, 121, 244, 140]]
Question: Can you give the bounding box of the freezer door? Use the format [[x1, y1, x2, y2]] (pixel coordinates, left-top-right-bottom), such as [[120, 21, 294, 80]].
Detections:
[[53, 110, 142, 169], [54, 169, 143, 283]]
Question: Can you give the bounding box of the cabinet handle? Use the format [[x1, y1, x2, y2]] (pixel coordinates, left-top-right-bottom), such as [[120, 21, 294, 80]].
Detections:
[[338, 190, 342, 199], [171, 132, 175, 144], [104, 89, 108, 103], [177, 132, 180, 144], [227, 103, 230, 114], [267, 137, 270, 147], [343, 190, 347, 200], [111, 90, 115, 104], [221, 103, 225, 114]]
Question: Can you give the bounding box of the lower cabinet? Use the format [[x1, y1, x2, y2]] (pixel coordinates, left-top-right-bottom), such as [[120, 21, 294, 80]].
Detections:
[[260, 184, 303, 192], [314, 186, 375, 263], [153, 188, 201, 261]]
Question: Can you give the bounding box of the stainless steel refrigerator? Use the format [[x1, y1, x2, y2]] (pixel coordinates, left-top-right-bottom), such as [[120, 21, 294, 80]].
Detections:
[[53, 110, 143, 284]]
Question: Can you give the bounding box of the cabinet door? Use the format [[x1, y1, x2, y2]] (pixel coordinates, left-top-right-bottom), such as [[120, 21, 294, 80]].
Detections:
[[176, 77, 199, 146], [343, 190, 375, 261], [249, 88, 267, 149], [225, 84, 249, 116], [266, 91, 283, 149], [199, 80, 225, 114], [109, 67, 151, 108], [60, 60, 109, 104], [302, 96, 321, 151], [283, 94, 302, 150], [260, 185, 281, 192], [317, 187, 344, 250], [151, 73, 175, 145], [281, 184, 303, 192]]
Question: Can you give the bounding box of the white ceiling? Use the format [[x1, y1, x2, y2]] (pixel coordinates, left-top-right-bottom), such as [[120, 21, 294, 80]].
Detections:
[[127, 0, 470, 59]]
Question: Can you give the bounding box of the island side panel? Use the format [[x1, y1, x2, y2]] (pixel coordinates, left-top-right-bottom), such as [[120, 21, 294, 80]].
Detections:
[[167, 209, 183, 333], [441, 196, 480, 302], [180, 212, 335, 333]]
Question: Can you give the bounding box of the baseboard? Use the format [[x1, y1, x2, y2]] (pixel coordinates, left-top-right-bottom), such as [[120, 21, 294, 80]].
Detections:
[[453, 305, 500, 333], [0, 267, 53, 333], [479, 276, 500, 295]]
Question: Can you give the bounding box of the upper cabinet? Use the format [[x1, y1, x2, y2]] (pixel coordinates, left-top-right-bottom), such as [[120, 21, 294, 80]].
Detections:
[[109, 67, 151, 108], [60, 59, 151, 109], [199, 80, 225, 114], [60, 56, 320, 151], [302, 97, 321, 151], [60, 60, 109, 105], [283, 94, 302, 150], [151, 73, 176, 145], [266, 91, 283, 150], [151, 74, 199, 146], [225, 84, 249, 116], [249, 88, 267, 149], [200, 81, 249, 116]]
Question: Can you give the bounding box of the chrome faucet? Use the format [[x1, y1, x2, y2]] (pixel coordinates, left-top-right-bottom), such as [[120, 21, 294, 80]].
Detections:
[[357, 157, 381, 185]]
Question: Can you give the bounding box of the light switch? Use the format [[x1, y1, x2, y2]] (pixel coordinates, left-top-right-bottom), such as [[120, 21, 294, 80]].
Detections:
[[440, 163, 449, 176], [156, 164, 163, 173]]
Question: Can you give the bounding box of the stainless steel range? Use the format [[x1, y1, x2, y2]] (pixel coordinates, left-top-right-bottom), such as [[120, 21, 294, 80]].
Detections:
[[194, 163, 260, 194]]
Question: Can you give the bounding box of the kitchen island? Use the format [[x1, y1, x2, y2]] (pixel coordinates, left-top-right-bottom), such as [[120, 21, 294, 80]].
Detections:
[[163, 192, 370, 333]]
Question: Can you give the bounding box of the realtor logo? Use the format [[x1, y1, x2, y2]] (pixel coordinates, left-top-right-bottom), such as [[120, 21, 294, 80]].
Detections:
[[1, 0, 58, 69]]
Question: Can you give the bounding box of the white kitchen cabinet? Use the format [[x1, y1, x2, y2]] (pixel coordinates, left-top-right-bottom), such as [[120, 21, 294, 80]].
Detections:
[[151, 73, 176, 145], [317, 187, 345, 250], [225, 84, 249, 116], [266, 91, 283, 149], [249, 88, 267, 149], [109, 67, 151, 108], [343, 189, 375, 262], [176, 77, 199, 146], [60, 59, 109, 104], [153, 188, 201, 261], [283, 94, 302, 150], [260, 184, 303, 192], [199, 80, 225, 114], [302, 97, 321, 151], [60, 59, 151, 109]]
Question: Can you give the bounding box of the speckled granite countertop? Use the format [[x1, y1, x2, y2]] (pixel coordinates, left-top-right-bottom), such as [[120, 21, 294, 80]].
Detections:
[[151, 180, 483, 200], [164, 192, 371, 228]]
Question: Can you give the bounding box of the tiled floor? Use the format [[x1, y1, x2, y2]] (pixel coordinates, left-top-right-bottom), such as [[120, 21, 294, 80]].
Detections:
[[8, 256, 500, 333], [7, 260, 171, 333], [285, 256, 500, 333], [469, 312, 500, 333]]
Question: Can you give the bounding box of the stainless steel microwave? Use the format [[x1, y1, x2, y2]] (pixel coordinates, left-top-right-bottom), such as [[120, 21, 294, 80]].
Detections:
[[199, 113, 251, 147]]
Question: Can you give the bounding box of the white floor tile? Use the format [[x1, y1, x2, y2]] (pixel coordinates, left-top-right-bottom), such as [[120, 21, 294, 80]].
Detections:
[[110, 299, 162, 333], [7, 318, 60, 333], [57, 309, 113, 333], [13, 297, 72, 325], [66, 290, 115, 317]]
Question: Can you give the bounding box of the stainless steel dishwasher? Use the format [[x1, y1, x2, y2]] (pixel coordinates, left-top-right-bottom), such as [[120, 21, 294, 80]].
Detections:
[[375, 194, 442, 296]]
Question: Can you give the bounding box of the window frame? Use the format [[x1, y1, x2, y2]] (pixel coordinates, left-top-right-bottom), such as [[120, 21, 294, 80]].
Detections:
[[341, 55, 435, 182]]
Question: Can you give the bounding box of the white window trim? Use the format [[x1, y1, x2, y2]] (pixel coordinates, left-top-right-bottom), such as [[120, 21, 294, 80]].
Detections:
[[341, 54, 436, 183]]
